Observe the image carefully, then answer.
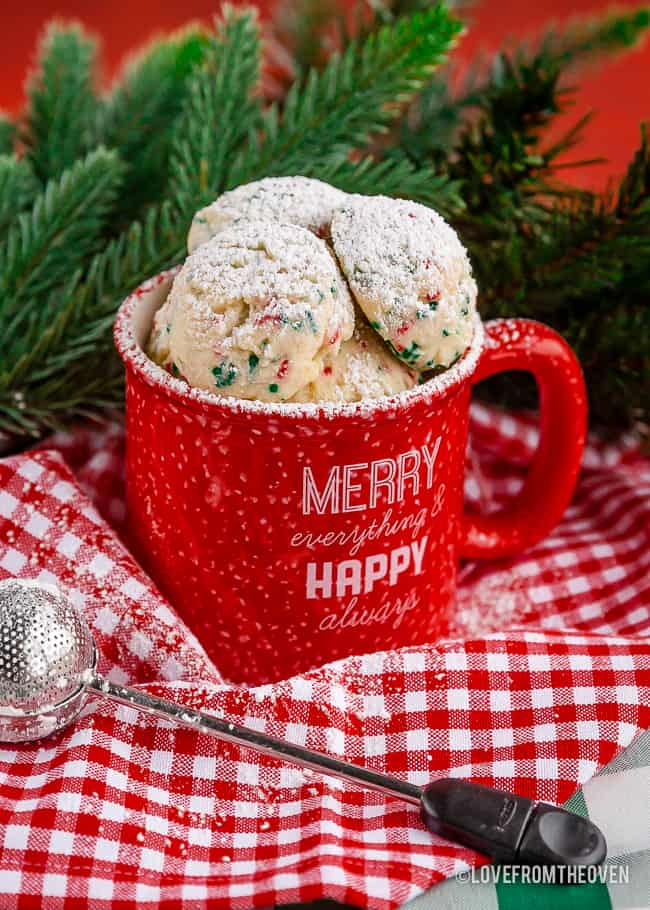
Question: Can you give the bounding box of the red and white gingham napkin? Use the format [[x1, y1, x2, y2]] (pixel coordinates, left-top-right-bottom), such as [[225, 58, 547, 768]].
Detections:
[[0, 404, 649, 909]]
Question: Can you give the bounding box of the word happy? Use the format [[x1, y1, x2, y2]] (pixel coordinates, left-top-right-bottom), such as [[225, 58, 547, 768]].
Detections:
[[301, 439, 441, 515], [306, 536, 428, 599]]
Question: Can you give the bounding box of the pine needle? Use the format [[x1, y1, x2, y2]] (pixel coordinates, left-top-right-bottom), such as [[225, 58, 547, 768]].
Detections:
[[0, 148, 124, 328], [227, 4, 463, 185], [169, 7, 262, 213], [98, 28, 208, 220], [0, 157, 39, 239], [24, 24, 100, 182]]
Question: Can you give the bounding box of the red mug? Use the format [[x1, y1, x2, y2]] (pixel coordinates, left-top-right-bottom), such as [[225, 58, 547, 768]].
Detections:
[[115, 270, 587, 684]]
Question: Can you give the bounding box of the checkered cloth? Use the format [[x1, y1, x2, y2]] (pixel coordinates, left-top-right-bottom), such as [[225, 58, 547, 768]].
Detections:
[[407, 725, 650, 910], [0, 404, 648, 909]]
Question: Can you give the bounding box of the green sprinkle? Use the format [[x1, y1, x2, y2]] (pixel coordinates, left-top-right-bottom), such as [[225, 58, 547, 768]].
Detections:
[[330, 285, 336, 294], [212, 361, 237, 387], [268, 383, 279, 393], [317, 290, 324, 301], [171, 362, 180, 377], [389, 340, 421, 365], [442, 328, 450, 337], [428, 300, 438, 311], [371, 321, 381, 330], [166, 323, 171, 333], [306, 310, 317, 334], [248, 353, 259, 373], [461, 306, 469, 316]]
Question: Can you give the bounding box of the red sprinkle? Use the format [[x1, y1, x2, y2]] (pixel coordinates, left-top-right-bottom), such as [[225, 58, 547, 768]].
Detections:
[[255, 312, 282, 326], [397, 322, 411, 335], [408, 213, 416, 219], [424, 258, 432, 270], [328, 328, 341, 346], [323, 366, 333, 376], [276, 359, 289, 379]]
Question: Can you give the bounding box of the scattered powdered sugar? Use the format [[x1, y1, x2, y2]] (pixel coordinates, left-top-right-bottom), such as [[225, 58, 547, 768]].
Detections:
[[187, 176, 347, 252]]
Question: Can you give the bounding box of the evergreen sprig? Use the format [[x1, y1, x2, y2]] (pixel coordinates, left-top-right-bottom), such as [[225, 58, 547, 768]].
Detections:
[[227, 4, 462, 186], [0, 117, 15, 156], [24, 24, 99, 183], [0, 148, 124, 327], [318, 153, 464, 215], [0, 157, 38, 239], [97, 29, 208, 221], [169, 8, 262, 211]]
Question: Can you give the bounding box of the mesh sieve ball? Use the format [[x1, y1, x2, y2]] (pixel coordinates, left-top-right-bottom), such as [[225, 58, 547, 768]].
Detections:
[[0, 579, 95, 741]]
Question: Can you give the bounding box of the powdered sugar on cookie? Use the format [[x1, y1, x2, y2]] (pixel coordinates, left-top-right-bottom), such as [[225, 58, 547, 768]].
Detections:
[[153, 221, 354, 402], [187, 176, 347, 252], [331, 196, 477, 371], [291, 311, 417, 403]]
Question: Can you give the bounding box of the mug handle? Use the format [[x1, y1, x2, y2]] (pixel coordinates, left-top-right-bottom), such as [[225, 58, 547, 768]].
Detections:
[[460, 318, 587, 560]]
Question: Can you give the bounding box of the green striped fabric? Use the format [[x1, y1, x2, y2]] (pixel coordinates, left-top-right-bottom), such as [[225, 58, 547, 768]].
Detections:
[[406, 728, 650, 910]]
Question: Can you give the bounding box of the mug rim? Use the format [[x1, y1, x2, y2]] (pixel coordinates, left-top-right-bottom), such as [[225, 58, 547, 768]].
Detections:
[[114, 268, 485, 423]]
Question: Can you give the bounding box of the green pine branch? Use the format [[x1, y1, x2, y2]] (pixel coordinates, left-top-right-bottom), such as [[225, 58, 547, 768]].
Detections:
[[0, 156, 38, 239], [24, 24, 100, 183], [400, 4, 650, 165], [0, 148, 124, 329], [227, 4, 463, 186], [533, 4, 650, 67], [318, 153, 464, 215], [469, 126, 650, 429], [97, 28, 208, 221], [169, 7, 262, 213], [0, 199, 184, 439]]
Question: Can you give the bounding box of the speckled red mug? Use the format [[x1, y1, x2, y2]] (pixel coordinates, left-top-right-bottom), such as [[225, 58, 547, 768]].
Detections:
[[115, 270, 587, 683]]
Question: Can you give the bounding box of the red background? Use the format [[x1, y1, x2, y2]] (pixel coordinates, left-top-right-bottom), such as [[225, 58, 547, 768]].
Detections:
[[2, 0, 648, 190]]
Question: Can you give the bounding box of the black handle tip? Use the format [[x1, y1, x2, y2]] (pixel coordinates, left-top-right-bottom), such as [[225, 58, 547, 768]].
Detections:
[[519, 804, 607, 868], [420, 779, 607, 868]]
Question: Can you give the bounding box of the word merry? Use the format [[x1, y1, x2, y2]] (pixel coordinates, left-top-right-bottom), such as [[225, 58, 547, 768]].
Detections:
[[306, 536, 428, 599], [302, 439, 441, 516]]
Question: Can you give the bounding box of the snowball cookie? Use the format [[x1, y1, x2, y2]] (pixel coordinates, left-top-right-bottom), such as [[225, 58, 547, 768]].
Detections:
[[330, 196, 477, 371], [291, 313, 417, 403], [187, 176, 347, 252], [154, 221, 355, 402]]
